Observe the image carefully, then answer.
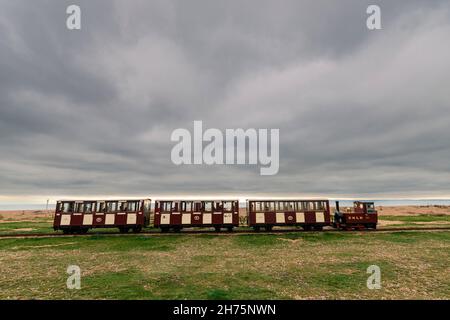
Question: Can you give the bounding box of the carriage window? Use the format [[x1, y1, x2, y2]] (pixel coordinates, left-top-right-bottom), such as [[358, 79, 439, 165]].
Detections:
[[97, 202, 105, 213], [127, 201, 138, 212], [75, 203, 83, 212], [315, 202, 323, 210], [301, 202, 311, 211], [223, 201, 233, 212], [288, 202, 295, 211], [119, 201, 128, 211], [181, 201, 192, 212], [203, 202, 212, 212], [213, 202, 222, 211], [161, 202, 172, 212], [276, 202, 283, 211], [83, 202, 94, 213], [106, 201, 118, 213], [264, 202, 274, 211], [143, 200, 151, 213], [194, 202, 201, 211], [62, 202, 74, 213]]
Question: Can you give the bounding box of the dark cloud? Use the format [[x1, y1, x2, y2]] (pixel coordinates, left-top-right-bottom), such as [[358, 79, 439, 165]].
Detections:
[[1, 0, 450, 203]]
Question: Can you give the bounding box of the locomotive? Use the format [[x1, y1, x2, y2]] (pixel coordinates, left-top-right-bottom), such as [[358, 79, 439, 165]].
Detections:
[[53, 198, 378, 234], [333, 201, 378, 230]]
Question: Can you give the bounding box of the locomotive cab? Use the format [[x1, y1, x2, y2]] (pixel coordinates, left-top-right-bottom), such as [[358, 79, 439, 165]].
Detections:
[[354, 201, 376, 214]]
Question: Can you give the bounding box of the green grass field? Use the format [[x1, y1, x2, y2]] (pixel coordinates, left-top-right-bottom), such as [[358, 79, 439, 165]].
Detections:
[[0, 230, 449, 299]]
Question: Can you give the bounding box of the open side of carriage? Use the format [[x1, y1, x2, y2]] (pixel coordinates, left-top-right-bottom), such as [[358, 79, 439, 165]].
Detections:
[[247, 199, 331, 231], [153, 200, 239, 232], [53, 199, 151, 234]]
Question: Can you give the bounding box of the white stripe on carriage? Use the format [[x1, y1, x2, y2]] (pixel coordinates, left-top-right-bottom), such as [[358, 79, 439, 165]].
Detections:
[[276, 212, 285, 224], [296, 212, 305, 223], [127, 213, 137, 225], [60, 215, 71, 226], [223, 213, 233, 224], [203, 213, 212, 224], [182, 213, 191, 224], [256, 212, 265, 224], [83, 214, 93, 225], [105, 214, 115, 225], [315, 212, 325, 223], [161, 214, 170, 225]]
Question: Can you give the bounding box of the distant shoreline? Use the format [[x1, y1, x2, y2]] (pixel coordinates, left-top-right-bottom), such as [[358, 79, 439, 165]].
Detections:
[[2, 199, 450, 211]]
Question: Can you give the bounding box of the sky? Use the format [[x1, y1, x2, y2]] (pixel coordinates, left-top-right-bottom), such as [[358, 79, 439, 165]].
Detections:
[[1, 0, 450, 204]]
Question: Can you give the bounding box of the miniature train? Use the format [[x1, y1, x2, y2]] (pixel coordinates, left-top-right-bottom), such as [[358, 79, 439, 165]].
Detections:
[[53, 198, 378, 234]]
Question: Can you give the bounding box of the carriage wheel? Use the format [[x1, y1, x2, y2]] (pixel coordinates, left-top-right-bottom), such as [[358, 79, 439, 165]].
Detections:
[[214, 226, 221, 232], [265, 226, 273, 231], [253, 226, 261, 232], [132, 226, 142, 233], [160, 227, 170, 233], [119, 227, 129, 233], [227, 226, 233, 232]]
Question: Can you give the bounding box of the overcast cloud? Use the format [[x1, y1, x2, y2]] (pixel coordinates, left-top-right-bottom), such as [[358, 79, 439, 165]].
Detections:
[[1, 0, 450, 202]]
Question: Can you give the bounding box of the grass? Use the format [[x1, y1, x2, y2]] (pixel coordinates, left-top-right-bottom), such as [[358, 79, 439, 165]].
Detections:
[[0, 221, 55, 234], [380, 214, 450, 222], [0, 230, 449, 299]]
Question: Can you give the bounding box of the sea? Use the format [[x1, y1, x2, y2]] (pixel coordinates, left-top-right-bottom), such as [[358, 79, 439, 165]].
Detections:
[[2, 199, 450, 210]]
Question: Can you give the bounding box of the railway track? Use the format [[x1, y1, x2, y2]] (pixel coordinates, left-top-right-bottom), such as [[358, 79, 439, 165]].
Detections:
[[1, 226, 449, 239]]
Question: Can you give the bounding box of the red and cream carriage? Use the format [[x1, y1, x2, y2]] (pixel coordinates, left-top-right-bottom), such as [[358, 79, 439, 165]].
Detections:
[[153, 200, 239, 232], [247, 199, 331, 231], [53, 199, 151, 234]]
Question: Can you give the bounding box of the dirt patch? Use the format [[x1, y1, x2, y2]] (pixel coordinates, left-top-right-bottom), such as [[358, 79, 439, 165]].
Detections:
[[11, 228, 36, 232], [0, 210, 53, 221], [11, 242, 77, 249], [375, 206, 450, 216], [416, 221, 450, 225], [378, 220, 404, 226]]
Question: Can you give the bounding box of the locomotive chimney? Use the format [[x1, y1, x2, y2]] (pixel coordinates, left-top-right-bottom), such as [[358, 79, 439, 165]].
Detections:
[[335, 201, 340, 212]]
